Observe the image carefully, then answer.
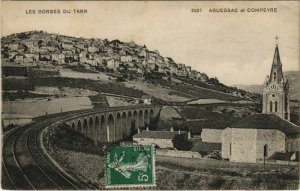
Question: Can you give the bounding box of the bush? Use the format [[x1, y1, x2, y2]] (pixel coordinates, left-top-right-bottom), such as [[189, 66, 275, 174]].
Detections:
[[116, 76, 125, 82], [172, 134, 193, 151], [208, 176, 226, 189]]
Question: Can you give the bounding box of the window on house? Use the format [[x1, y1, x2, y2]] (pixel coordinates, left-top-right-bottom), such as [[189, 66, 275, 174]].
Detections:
[[270, 101, 273, 112], [275, 101, 278, 112], [285, 113, 289, 120], [264, 144, 268, 158]]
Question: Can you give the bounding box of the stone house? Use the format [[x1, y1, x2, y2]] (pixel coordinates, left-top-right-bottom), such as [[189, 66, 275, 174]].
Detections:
[[106, 47, 114, 54], [221, 114, 299, 163], [141, 95, 153, 105], [121, 55, 132, 62], [39, 53, 51, 61], [201, 128, 223, 143], [137, 68, 144, 74], [24, 57, 34, 62], [24, 41, 35, 48], [119, 50, 126, 56], [8, 51, 19, 59], [177, 70, 188, 77], [84, 59, 98, 66], [65, 53, 79, 62], [184, 66, 192, 76], [158, 67, 166, 74], [109, 40, 121, 48], [190, 70, 198, 79], [129, 41, 137, 47], [194, 72, 204, 80], [24, 53, 39, 61], [88, 46, 98, 53], [75, 43, 86, 49], [40, 46, 56, 52], [148, 51, 158, 59], [79, 51, 87, 59], [58, 53, 65, 62], [165, 57, 175, 65], [29, 46, 39, 53], [142, 58, 156, 70], [15, 54, 24, 61], [132, 56, 139, 62], [8, 43, 19, 51], [133, 128, 188, 149], [139, 49, 148, 58], [62, 50, 73, 54], [106, 59, 120, 70], [177, 63, 184, 70], [62, 42, 74, 49], [87, 53, 95, 60], [94, 55, 103, 65], [168, 63, 178, 74]]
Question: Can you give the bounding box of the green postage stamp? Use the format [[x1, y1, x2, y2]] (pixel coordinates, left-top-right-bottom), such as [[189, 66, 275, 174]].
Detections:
[[105, 145, 156, 188]]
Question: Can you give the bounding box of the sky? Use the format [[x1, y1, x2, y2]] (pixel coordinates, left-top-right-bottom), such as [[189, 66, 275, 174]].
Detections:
[[1, 1, 299, 85]]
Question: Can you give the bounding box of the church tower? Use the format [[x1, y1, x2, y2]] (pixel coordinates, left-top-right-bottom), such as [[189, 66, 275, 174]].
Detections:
[[262, 39, 290, 121]]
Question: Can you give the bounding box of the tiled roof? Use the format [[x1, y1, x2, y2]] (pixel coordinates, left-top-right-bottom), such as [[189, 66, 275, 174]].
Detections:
[[141, 95, 152, 99], [269, 151, 299, 161], [133, 130, 185, 139], [229, 114, 300, 135]]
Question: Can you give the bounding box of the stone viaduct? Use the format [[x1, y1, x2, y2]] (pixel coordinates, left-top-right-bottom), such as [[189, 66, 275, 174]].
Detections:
[[64, 105, 161, 144]]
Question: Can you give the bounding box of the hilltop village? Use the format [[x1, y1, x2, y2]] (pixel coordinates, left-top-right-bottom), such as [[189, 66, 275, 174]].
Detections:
[[1, 31, 209, 81]]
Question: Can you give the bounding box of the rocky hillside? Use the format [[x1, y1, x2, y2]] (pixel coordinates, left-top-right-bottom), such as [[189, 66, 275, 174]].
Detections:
[[1, 31, 260, 103]]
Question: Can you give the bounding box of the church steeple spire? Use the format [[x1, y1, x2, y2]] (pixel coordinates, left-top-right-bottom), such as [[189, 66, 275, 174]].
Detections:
[[262, 37, 290, 121], [268, 40, 284, 84]]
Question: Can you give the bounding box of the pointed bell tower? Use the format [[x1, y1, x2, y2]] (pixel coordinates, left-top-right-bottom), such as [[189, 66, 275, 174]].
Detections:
[[262, 37, 290, 121]]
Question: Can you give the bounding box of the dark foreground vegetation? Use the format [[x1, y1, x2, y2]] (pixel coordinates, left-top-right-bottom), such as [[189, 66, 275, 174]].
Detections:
[[156, 157, 299, 190], [50, 123, 105, 156]]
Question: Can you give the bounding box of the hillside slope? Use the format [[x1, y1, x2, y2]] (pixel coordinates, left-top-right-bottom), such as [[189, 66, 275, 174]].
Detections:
[[235, 71, 299, 101], [1, 31, 260, 103]]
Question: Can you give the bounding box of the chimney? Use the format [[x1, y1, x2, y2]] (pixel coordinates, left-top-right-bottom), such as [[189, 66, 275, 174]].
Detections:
[[188, 130, 191, 139], [170, 127, 174, 132]]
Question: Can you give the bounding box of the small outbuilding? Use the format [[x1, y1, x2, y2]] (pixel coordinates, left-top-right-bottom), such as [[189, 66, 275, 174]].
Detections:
[[141, 95, 153, 105], [133, 128, 189, 149]]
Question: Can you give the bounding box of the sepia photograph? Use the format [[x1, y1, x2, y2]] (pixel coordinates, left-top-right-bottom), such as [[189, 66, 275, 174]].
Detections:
[[1, 1, 299, 190]]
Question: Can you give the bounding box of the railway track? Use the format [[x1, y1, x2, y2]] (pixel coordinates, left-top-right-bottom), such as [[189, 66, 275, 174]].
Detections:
[[2, 112, 94, 190], [2, 105, 161, 189]]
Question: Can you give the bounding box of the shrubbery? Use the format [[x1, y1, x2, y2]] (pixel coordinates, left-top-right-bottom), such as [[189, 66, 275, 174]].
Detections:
[[172, 134, 193, 151]]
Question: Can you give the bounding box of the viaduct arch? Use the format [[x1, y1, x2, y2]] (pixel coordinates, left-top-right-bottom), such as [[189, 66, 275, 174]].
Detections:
[[65, 106, 161, 145]]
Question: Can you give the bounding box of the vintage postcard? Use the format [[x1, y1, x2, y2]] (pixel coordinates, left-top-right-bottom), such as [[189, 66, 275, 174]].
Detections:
[[1, 0, 299, 190]]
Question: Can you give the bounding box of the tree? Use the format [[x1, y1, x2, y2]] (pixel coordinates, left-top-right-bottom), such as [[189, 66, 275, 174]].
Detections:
[[172, 134, 193, 151], [210, 77, 219, 85], [17, 32, 29, 39]]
